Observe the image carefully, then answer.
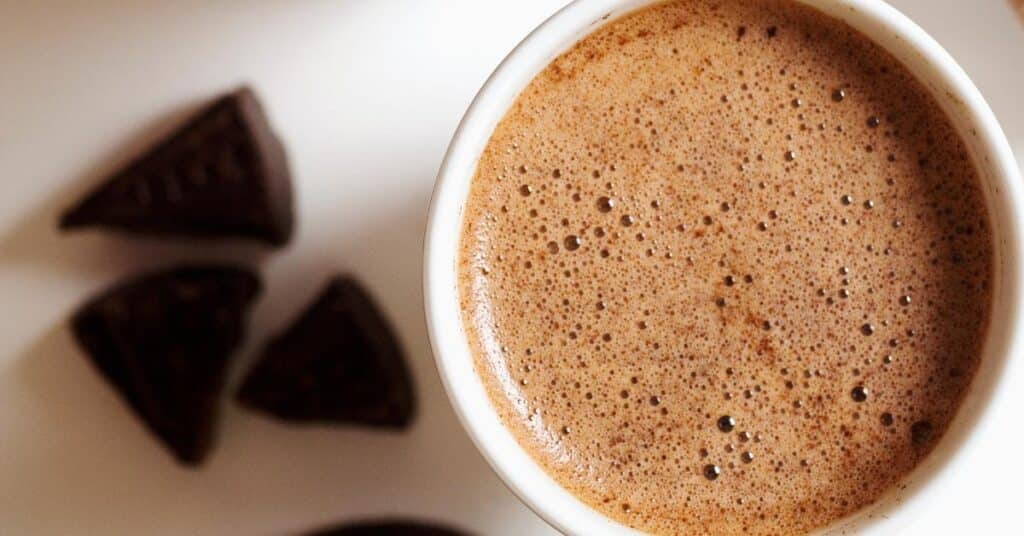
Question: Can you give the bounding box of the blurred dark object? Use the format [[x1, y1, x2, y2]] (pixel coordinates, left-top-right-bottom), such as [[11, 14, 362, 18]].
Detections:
[[60, 87, 294, 246], [238, 276, 415, 429], [304, 520, 469, 536], [70, 265, 261, 465]]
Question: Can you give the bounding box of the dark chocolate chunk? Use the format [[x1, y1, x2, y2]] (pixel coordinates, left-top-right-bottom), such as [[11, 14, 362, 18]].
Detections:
[[237, 276, 414, 428], [70, 265, 260, 465], [305, 521, 467, 536], [59, 87, 294, 246]]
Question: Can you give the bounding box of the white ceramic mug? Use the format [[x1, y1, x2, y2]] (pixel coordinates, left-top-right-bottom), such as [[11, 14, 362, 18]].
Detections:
[[424, 0, 1024, 533]]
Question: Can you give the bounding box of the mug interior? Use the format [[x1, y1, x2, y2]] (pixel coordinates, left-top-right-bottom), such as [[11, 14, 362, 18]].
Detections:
[[424, 0, 1024, 534]]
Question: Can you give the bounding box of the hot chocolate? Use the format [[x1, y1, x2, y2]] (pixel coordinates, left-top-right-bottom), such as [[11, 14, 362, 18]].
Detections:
[[457, 1, 993, 533]]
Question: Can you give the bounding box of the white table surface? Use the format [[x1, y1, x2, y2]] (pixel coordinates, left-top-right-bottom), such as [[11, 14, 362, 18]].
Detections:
[[0, 1, 1021, 534]]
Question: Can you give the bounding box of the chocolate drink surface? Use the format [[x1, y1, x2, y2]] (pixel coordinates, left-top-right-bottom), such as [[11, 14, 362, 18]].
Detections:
[[457, 0, 993, 533]]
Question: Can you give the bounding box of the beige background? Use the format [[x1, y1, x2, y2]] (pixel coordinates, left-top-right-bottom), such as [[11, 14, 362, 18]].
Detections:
[[0, 1, 1021, 534]]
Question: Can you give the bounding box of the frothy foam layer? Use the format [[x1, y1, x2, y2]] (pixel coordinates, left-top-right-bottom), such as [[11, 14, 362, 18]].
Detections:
[[457, 0, 993, 533]]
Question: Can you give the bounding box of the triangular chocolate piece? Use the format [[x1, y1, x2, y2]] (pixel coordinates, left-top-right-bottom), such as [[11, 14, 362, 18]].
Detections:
[[70, 265, 261, 465], [59, 87, 293, 246], [237, 276, 415, 428], [305, 521, 467, 536]]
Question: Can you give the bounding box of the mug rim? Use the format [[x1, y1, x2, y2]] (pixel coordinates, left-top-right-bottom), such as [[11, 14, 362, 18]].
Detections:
[[424, 0, 1024, 534]]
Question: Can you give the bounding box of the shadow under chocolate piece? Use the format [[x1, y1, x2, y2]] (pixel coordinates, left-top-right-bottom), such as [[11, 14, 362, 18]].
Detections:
[[59, 87, 294, 246], [237, 276, 415, 429], [70, 265, 261, 465], [304, 521, 468, 536]]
